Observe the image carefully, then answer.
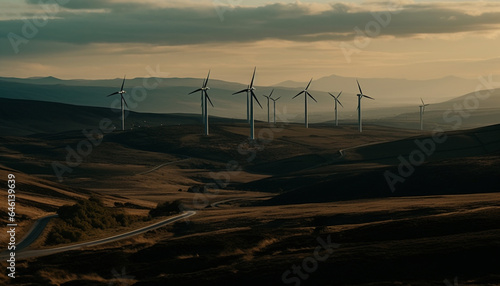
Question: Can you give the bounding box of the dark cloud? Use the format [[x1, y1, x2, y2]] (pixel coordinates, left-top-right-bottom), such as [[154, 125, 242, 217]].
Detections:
[[2, 1, 500, 49], [25, 0, 115, 10]]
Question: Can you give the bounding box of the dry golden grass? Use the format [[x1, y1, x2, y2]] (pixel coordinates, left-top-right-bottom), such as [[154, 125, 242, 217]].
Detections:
[[1, 124, 499, 285]]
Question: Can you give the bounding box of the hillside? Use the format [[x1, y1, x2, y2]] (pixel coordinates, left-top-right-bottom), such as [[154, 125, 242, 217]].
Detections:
[[0, 98, 248, 136], [1, 114, 499, 285], [261, 124, 500, 205]]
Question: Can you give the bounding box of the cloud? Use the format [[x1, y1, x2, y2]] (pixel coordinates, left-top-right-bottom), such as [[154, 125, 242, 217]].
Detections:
[[24, 0, 114, 10], [2, 1, 500, 50]]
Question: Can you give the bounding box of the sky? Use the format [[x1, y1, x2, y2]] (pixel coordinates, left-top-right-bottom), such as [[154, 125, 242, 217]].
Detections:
[[1, 0, 500, 85]]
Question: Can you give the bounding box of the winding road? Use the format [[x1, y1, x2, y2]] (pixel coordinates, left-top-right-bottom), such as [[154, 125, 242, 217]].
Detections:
[[2, 211, 196, 260], [16, 214, 58, 252], [4, 153, 261, 260], [3, 155, 248, 260], [210, 197, 253, 208], [135, 156, 191, 175]]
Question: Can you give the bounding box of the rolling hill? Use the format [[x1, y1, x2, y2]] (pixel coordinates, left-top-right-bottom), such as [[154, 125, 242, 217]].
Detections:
[[258, 124, 500, 205]]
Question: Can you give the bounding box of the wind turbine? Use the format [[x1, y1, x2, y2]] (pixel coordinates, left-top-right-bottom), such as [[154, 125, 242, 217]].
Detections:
[[356, 80, 374, 133], [271, 96, 281, 125], [107, 75, 128, 131], [263, 89, 274, 123], [292, 78, 317, 128], [188, 71, 210, 126], [329, 91, 343, 126], [189, 71, 214, 135], [233, 67, 262, 139], [419, 98, 430, 131]]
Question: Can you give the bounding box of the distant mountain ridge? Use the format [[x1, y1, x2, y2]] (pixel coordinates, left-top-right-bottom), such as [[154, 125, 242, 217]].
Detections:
[[276, 74, 484, 105], [1, 75, 499, 131]]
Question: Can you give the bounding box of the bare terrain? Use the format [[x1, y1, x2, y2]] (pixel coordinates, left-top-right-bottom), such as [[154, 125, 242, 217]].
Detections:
[[0, 105, 499, 285]]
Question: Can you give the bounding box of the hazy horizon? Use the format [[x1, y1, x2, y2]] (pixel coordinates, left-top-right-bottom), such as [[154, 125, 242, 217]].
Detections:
[[1, 73, 492, 87]]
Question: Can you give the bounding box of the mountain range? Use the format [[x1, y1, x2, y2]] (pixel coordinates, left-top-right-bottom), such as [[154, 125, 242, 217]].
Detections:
[[1, 74, 499, 135]]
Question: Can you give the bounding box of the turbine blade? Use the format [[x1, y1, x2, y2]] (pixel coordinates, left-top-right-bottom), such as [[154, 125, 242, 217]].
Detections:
[[233, 88, 248, 95], [121, 75, 126, 91], [250, 67, 256, 88], [329, 92, 335, 98], [305, 78, 313, 90], [107, 91, 119, 97], [421, 98, 425, 106], [204, 70, 211, 88], [338, 100, 344, 108], [252, 90, 263, 109], [356, 79, 363, 95], [205, 92, 214, 107], [269, 89, 274, 98], [292, 90, 305, 99], [122, 96, 129, 109], [307, 92, 317, 103], [337, 91, 342, 98], [275, 97, 281, 101], [189, 88, 202, 95], [363, 95, 375, 100]]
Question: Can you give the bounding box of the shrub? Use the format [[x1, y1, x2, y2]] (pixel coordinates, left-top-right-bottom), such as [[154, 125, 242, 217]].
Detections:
[[47, 195, 139, 245], [45, 222, 83, 245], [149, 200, 183, 217]]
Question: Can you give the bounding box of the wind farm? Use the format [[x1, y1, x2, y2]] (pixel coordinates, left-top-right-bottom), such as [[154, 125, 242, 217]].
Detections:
[[1, 70, 500, 286], [2, 1, 500, 285]]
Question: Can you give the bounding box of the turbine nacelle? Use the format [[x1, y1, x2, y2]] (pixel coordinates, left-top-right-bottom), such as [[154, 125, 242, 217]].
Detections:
[[106, 76, 129, 107], [292, 78, 317, 102], [357, 94, 374, 100], [329, 91, 343, 107], [420, 98, 430, 108]]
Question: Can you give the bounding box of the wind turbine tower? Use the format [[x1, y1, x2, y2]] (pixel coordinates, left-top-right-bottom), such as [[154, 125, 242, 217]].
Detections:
[[292, 78, 317, 128], [107, 75, 129, 131], [419, 98, 430, 131], [356, 80, 375, 133], [233, 67, 263, 139], [189, 71, 214, 135], [329, 91, 343, 126], [263, 89, 274, 123], [271, 96, 281, 125]]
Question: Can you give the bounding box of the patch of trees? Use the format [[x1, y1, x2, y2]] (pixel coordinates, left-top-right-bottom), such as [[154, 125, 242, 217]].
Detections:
[[46, 196, 139, 245], [186, 184, 208, 193], [149, 200, 183, 218]]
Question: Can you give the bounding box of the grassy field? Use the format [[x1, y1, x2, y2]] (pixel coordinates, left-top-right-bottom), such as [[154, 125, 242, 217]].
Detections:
[[0, 123, 499, 285]]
